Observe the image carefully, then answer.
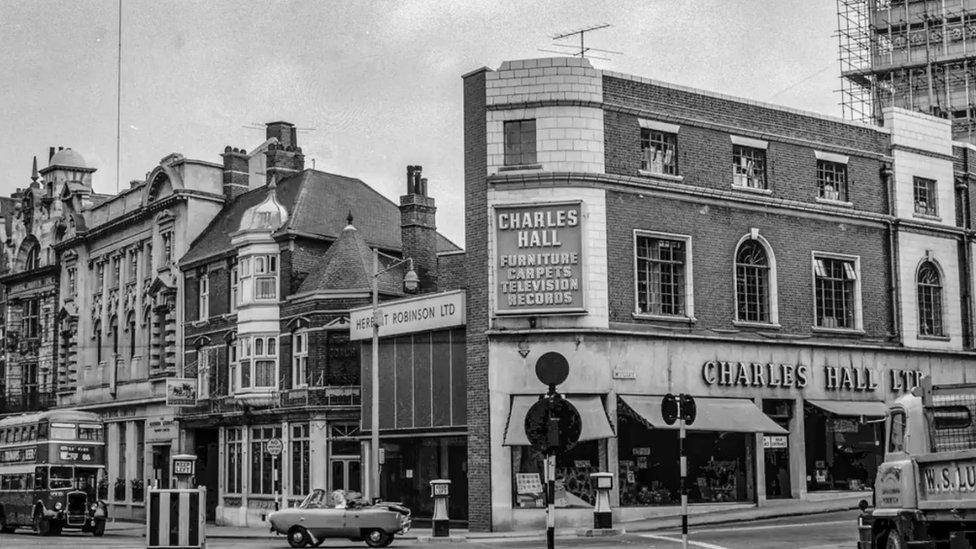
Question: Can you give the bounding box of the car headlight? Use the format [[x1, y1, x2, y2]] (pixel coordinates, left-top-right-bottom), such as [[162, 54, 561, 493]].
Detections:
[[54, 502, 62, 511], [91, 504, 98, 512]]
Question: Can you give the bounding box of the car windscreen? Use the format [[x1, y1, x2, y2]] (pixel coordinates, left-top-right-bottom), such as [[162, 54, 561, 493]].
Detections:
[[49, 466, 73, 490]]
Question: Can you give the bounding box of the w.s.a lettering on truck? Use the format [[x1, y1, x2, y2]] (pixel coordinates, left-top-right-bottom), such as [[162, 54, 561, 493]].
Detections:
[[858, 377, 976, 548]]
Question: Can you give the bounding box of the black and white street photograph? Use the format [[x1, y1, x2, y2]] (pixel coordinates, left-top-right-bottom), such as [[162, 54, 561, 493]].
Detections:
[[3, 1, 976, 548]]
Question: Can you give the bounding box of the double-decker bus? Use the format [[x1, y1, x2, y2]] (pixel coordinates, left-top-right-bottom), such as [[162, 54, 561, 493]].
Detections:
[[0, 410, 107, 536]]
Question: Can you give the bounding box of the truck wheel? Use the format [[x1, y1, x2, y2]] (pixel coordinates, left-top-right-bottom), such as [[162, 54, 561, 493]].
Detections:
[[364, 529, 392, 547], [884, 528, 906, 549], [287, 526, 310, 548]]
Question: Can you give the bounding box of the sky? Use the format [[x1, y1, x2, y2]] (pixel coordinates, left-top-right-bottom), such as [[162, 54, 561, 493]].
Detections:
[[0, 1, 843, 246]]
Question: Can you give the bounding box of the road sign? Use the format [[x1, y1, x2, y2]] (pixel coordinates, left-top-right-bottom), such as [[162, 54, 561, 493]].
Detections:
[[662, 393, 678, 425], [535, 352, 569, 387], [524, 395, 582, 453], [266, 438, 283, 457]]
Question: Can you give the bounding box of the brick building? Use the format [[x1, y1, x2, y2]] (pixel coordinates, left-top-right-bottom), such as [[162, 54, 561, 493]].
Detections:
[[177, 123, 463, 526], [0, 150, 102, 416], [463, 57, 976, 531]]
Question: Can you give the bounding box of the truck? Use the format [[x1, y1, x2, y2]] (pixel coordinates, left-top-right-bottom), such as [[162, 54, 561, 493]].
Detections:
[[858, 377, 976, 548]]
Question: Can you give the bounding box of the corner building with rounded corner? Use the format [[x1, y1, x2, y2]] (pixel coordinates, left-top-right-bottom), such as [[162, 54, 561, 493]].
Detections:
[[462, 57, 976, 531]]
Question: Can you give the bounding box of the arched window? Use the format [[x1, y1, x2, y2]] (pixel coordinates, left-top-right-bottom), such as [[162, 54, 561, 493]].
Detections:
[[127, 311, 137, 358], [917, 261, 944, 337], [735, 240, 770, 323], [24, 245, 39, 270], [109, 315, 119, 357], [94, 320, 103, 364]]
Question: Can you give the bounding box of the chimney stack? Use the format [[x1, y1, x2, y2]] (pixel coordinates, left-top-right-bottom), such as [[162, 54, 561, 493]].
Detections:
[[221, 146, 249, 201], [264, 121, 304, 185], [400, 165, 438, 292]]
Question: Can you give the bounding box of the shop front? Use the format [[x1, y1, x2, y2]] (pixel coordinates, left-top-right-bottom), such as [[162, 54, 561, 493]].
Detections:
[[487, 333, 972, 531], [353, 290, 468, 524]]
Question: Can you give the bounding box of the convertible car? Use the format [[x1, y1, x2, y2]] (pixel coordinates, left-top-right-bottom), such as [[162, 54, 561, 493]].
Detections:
[[268, 489, 411, 548]]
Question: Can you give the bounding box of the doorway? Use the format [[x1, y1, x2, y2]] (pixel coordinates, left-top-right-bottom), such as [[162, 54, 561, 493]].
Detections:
[[762, 399, 792, 499], [151, 445, 171, 489], [194, 429, 219, 521]]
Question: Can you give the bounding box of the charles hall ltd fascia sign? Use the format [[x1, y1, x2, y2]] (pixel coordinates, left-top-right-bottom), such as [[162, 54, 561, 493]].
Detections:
[[701, 360, 924, 393]]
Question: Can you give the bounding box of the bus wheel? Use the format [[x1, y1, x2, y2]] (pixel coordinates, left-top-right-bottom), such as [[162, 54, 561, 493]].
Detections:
[[0, 512, 15, 533], [92, 520, 106, 537]]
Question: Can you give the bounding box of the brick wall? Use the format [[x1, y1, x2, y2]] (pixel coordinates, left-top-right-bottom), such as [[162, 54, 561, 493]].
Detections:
[[603, 87, 889, 215], [463, 68, 491, 532], [436, 253, 467, 291], [606, 190, 894, 340]]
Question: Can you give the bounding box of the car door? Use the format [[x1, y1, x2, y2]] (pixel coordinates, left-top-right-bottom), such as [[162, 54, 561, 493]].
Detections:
[[306, 507, 346, 538]]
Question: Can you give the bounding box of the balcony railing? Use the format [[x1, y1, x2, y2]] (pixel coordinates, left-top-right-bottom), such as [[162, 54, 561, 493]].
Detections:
[[182, 385, 361, 416], [0, 390, 57, 414]]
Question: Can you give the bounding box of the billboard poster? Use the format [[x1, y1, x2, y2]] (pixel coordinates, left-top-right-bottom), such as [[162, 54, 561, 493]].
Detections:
[[494, 201, 585, 315]]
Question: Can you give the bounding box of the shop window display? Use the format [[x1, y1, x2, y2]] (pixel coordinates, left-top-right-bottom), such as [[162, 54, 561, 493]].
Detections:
[[616, 410, 752, 506], [804, 403, 882, 492], [510, 440, 603, 508]]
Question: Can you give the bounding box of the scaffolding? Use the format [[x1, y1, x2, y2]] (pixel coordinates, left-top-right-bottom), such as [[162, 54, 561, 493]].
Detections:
[[837, 0, 976, 142]]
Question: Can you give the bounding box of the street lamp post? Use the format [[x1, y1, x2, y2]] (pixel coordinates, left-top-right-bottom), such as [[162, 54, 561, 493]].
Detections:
[[370, 248, 419, 501]]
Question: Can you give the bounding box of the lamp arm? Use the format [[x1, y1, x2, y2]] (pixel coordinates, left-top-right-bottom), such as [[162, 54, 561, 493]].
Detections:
[[374, 257, 414, 277]]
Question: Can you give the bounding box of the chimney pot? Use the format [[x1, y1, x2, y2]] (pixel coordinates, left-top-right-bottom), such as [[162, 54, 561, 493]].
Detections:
[[420, 177, 428, 196], [48, 147, 55, 161]]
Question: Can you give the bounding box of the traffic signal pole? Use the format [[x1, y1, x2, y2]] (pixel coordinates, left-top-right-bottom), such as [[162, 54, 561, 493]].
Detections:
[[679, 416, 688, 549], [546, 453, 555, 549]]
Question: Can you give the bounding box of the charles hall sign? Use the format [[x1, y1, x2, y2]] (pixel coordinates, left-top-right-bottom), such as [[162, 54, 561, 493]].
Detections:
[[701, 360, 924, 393]]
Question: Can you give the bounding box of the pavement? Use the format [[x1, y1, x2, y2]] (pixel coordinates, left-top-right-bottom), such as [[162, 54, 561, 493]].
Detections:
[[92, 492, 864, 541]]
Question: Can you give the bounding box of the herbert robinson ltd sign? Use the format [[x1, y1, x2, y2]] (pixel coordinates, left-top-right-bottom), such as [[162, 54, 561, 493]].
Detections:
[[350, 290, 465, 341]]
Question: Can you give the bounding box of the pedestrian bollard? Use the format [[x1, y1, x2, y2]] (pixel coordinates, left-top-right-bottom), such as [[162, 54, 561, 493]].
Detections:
[[430, 479, 451, 537], [590, 473, 613, 529], [146, 486, 207, 549]]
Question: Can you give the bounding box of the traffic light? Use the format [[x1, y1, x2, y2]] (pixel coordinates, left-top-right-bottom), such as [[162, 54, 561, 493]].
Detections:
[[661, 393, 678, 425], [680, 393, 697, 425]]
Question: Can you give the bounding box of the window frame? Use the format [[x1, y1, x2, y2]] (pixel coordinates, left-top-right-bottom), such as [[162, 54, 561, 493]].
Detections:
[[22, 298, 39, 339], [229, 266, 239, 313], [639, 126, 679, 176], [916, 259, 946, 339], [237, 335, 278, 391], [292, 331, 308, 389], [225, 427, 244, 495], [888, 409, 907, 453], [811, 251, 863, 332], [632, 230, 695, 322], [196, 347, 211, 401], [731, 141, 768, 191], [249, 425, 282, 495], [913, 176, 938, 217], [198, 274, 210, 320], [816, 159, 849, 203], [503, 119, 537, 167], [732, 234, 779, 326]]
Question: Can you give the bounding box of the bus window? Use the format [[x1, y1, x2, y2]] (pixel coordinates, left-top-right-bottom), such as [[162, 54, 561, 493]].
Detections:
[[28, 425, 35, 440], [75, 467, 98, 494], [38, 423, 48, 439], [50, 423, 76, 440], [79, 425, 103, 441], [50, 466, 73, 490], [34, 467, 47, 490], [12, 427, 21, 443]]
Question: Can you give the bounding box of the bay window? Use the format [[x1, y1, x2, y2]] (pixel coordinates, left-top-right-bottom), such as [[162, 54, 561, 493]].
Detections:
[[237, 335, 278, 391], [237, 254, 279, 302]]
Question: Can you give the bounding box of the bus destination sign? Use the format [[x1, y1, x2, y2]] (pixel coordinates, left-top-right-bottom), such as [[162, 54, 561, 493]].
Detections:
[[57, 444, 95, 463]]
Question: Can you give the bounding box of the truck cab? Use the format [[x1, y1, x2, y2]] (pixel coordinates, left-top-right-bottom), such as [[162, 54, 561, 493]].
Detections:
[[859, 379, 976, 548]]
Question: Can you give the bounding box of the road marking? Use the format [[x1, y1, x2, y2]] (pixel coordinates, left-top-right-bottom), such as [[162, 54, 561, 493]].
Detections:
[[639, 533, 732, 549], [658, 518, 851, 535]]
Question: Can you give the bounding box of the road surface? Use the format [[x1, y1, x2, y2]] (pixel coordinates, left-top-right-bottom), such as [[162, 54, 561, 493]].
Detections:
[[0, 510, 861, 549]]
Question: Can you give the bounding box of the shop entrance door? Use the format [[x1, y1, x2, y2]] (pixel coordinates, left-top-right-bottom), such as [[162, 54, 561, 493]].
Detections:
[[762, 399, 793, 499], [151, 445, 170, 489], [194, 429, 219, 521], [331, 458, 362, 494]]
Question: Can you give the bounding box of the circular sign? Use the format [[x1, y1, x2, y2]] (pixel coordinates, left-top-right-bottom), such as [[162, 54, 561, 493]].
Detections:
[[524, 395, 582, 453], [266, 438, 283, 457], [535, 352, 569, 386]]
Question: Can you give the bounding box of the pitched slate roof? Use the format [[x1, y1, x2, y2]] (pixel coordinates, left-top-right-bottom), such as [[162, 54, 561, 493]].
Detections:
[[295, 221, 404, 296], [181, 169, 460, 268]]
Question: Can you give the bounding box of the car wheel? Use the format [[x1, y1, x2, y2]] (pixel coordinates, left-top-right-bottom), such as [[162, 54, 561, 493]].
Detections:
[[287, 526, 311, 548], [92, 519, 106, 537], [364, 529, 392, 548]]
